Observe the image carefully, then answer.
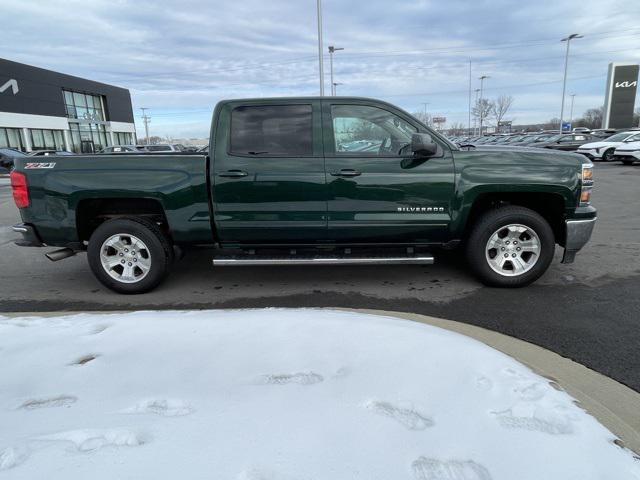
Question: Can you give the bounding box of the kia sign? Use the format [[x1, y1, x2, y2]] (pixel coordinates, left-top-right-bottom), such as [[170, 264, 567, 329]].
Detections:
[[602, 63, 639, 129]]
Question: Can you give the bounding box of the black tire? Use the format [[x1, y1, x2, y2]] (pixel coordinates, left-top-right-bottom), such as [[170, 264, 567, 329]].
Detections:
[[87, 217, 173, 294], [622, 160, 634, 166], [602, 148, 614, 162], [465, 206, 555, 288]]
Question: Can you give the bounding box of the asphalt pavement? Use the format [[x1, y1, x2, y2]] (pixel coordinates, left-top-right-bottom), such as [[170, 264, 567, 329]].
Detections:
[[1, 163, 639, 390]]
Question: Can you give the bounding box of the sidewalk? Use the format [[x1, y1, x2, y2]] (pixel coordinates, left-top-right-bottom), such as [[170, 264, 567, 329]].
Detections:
[[348, 308, 640, 455]]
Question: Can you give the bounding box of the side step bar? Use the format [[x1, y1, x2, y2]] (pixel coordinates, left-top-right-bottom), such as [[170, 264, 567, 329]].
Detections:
[[213, 255, 434, 266]]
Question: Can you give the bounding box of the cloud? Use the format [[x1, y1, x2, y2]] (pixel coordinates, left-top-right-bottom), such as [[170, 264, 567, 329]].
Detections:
[[2, 0, 639, 136]]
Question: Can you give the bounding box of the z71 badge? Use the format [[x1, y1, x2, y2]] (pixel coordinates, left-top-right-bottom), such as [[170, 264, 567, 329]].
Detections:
[[25, 162, 56, 169]]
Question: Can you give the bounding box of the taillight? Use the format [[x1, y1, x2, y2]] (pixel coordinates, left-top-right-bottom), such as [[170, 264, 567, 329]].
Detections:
[[10, 171, 30, 208]]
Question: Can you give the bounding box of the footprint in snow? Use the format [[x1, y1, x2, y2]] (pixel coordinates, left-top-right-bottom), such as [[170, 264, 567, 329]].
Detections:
[[257, 372, 324, 385], [19, 395, 77, 410], [493, 404, 575, 435], [70, 354, 98, 366], [121, 398, 194, 417], [0, 445, 30, 472], [412, 457, 492, 480], [366, 400, 434, 431], [36, 428, 146, 452]]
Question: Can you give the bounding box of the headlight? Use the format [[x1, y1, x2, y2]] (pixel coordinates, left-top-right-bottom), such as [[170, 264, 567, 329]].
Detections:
[[580, 164, 593, 206]]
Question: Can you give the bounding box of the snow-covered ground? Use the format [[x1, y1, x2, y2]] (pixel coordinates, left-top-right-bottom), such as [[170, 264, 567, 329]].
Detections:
[[0, 309, 638, 480]]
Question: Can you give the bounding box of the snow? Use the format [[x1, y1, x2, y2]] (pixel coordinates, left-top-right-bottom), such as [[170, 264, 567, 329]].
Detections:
[[0, 309, 638, 480]]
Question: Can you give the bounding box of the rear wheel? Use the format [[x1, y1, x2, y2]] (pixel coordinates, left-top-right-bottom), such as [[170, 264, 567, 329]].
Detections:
[[466, 206, 555, 287], [87, 217, 173, 294]]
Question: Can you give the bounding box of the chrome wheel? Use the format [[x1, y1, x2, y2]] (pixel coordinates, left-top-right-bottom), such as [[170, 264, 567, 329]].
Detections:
[[99, 233, 151, 284], [485, 224, 540, 277]]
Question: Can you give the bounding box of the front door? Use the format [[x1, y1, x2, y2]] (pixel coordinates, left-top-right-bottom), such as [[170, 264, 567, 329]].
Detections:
[[212, 101, 327, 244], [323, 101, 455, 243]]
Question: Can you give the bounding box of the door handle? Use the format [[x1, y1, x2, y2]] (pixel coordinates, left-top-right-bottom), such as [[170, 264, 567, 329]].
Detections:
[[219, 170, 248, 178], [330, 169, 361, 177]]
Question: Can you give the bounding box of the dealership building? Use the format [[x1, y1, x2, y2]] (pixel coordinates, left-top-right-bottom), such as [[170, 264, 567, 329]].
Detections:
[[0, 58, 136, 153]]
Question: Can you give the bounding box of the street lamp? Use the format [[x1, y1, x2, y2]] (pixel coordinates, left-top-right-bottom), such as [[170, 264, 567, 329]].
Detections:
[[478, 75, 489, 135], [569, 94, 576, 127], [332, 82, 344, 95], [316, 0, 324, 96], [473, 89, 480, 135], [328, 46, 344, 96], [421, 102, 430, 125], [559, 33, 583, 133]]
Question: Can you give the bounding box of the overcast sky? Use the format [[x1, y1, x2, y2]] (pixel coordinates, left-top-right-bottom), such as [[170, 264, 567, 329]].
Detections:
[[3, 0, 640, 138]]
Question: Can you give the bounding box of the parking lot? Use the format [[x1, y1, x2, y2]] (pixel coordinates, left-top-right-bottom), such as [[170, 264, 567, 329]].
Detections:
[[1, 162, 639, 390]]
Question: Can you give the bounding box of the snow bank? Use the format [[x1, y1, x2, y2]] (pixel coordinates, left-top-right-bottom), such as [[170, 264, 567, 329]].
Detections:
[[0, 309, 638, 479]]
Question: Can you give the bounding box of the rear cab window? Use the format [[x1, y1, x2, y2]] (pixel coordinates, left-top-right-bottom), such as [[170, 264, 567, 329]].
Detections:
[[230, 105, 313, 156]]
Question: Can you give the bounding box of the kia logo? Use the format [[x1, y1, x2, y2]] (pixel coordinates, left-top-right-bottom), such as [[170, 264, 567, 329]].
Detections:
[[615, 81, 637, 88]]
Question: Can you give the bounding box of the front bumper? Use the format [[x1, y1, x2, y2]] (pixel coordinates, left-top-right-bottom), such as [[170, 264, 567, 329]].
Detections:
[[561, 217, 596, 264], [11, 223, 44, 247], [576, 149, 599, 160]]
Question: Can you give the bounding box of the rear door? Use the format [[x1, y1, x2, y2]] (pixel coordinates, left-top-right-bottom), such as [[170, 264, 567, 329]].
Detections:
[[322, 100, 455, 243], [211, 100, 326, 244]]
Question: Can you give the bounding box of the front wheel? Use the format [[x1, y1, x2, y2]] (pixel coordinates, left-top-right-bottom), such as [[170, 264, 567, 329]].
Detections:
[[87, 217, 173, 294], [602, 148, 615, 162], [466, 206, 555, 287]]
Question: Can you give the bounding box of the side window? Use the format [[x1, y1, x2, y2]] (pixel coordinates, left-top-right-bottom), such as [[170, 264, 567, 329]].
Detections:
[[230, 105, 313, 156], [331, 105, 417, 156], [574, 135, 587, 141]]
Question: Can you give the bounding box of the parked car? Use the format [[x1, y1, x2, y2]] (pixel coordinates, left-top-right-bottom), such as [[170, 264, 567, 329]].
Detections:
[[613, 141, 640, 165], [534, 133, 595, 151], [572, 127, 591, 133], [576, 131, 640, 162], [10, 96, 596, 293], [0, 147, 26, 172], [28, 150, 75, 156], [143, 144, 182, 152], [99, 145, 148, 154]]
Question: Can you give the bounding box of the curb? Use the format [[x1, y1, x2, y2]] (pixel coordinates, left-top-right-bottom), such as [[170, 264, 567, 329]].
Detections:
[[2, 307, 639, 454], [345, 308, 640, 455]]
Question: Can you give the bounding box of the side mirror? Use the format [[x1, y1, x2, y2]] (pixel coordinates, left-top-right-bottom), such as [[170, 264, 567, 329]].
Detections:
[[411, 133, 438, 157]]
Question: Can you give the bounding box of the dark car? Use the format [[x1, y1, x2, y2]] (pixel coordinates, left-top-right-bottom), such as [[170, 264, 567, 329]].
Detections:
[[0, 148, 27, 173], [534, 133, 595, 151], [28, 150, 75, 156]]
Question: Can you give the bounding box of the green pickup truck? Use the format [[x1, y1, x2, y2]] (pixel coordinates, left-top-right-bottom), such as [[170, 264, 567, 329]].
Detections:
[[10, 97, 596, 293]]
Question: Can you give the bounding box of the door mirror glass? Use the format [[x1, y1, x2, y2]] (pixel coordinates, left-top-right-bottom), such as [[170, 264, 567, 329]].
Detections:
[[411, 133, 438, 156]]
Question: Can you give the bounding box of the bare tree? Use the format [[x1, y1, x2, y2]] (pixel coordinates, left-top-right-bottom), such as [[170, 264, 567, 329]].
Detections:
[[412, 111, 432, 127], [490, 95, 514, 128], [580, 106, 604, 129], [472, 98, 493, 133], [447, 122, 466, 135]]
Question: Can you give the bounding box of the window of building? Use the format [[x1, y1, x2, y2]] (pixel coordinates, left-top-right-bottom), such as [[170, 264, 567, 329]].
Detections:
[[68, 123, 110, 153], [0, 128, 26, 151], [63, 90, 106, 121], [114, 132, 135, 145], [230, 105, 313, 156], [29, 129, 65, 151], [331, 105, 417, 156]]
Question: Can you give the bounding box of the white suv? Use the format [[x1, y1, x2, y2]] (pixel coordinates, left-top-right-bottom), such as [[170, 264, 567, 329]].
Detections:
[[613, 141, 640, 165], [576, 131, 640, 162]]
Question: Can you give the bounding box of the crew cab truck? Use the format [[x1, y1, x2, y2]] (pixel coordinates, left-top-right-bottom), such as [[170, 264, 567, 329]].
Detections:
[[10, 97, 597, 294]]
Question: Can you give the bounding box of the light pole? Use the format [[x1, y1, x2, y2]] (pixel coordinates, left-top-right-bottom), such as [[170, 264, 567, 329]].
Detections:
[[421, 102, 430, 126], [328, 46, 344, 96], [140, 108, 150, 145], [569, 94, 576, 127], [559, 33, 583, 133], [478, 75, 489, 135], [473, 89, 480, 135], [332, 82, 344, 95], [316, 0, 325, 96]]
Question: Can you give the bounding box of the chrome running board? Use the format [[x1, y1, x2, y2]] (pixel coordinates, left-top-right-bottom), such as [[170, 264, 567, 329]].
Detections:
[[212, 255, 434, 266]]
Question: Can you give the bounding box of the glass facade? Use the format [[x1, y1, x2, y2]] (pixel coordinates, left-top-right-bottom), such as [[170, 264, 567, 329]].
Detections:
[[29, 129, 66, 151], [63, 90, 106, 121], [0, 128, 25, 151], [68, 123, 110, 153], [114, 132, 135, 145]]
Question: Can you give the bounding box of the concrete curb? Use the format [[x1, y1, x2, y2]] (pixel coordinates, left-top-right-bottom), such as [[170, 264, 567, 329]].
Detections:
[[345, 308, 640, 455], [3, 307, 639, 454]]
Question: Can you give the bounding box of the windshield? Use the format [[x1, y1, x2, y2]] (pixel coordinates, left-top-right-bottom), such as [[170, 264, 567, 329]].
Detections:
[[604, 133, 633, 142]]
